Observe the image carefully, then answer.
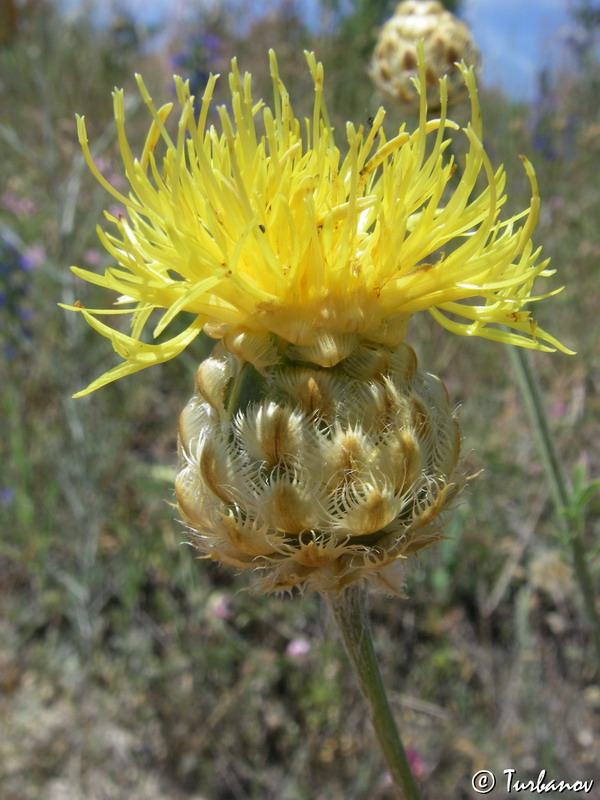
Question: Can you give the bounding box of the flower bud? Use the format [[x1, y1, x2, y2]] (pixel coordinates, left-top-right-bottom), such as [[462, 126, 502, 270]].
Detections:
[[176, 341, 463, 593], [370, 0, 481, 110]]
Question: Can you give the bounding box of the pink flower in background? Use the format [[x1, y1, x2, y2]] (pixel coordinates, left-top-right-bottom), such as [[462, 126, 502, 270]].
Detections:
[[22, 244, 46, 270], [285, 637, 311, 659], [380, 748, 426, 788], [208, 592, 233, 620], [107, 204, 126, 220], [1, 191, 37, 216], [94, 156, 127, 190], [94, 156, 111, 172], [84, 248, 105, 266], [549, 397, 567, 419], [406, 747, 426, 778]]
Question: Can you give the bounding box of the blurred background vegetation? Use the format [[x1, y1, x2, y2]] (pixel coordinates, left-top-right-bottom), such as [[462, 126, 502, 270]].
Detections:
[[1, 0, 599, 798]]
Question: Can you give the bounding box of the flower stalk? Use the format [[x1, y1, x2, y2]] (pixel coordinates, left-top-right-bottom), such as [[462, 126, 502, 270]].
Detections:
[[507, 345, 600, 667], [327, 585, 421, 800]]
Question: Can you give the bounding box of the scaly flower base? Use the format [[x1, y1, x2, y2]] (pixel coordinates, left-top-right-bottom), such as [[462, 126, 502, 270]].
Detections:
[[176, 339, 463, 593]]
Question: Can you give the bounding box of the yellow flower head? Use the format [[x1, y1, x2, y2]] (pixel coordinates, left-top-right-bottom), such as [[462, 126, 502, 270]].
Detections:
[[67, 47, 570, 396]]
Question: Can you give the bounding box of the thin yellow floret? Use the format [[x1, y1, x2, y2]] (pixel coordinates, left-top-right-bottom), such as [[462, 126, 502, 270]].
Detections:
[[65, 46, 570, 396]]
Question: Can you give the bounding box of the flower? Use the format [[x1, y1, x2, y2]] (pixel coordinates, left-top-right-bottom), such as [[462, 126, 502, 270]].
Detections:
[[207, 591, 233, 620], [370, 0, 481, 110], [286, 637, 311, 659], [65, 47, 570, 397], [66, 48, 571, 593], [1, 228, 35, 350], [170, 32, 223, 109]]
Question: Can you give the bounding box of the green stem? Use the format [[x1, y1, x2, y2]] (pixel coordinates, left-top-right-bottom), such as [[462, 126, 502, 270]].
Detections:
[[507, 346, 600, 665], [327, 585, 421, 800]]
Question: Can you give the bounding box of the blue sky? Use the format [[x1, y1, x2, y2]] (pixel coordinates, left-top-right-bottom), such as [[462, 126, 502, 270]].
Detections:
[[58, 0, 575, 102], [463, 0, 572, 100]]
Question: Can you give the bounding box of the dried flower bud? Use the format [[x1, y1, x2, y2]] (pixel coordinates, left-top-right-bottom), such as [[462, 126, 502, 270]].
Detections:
[[370, 0, 481, 110], [176, 342, 463, 593]]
